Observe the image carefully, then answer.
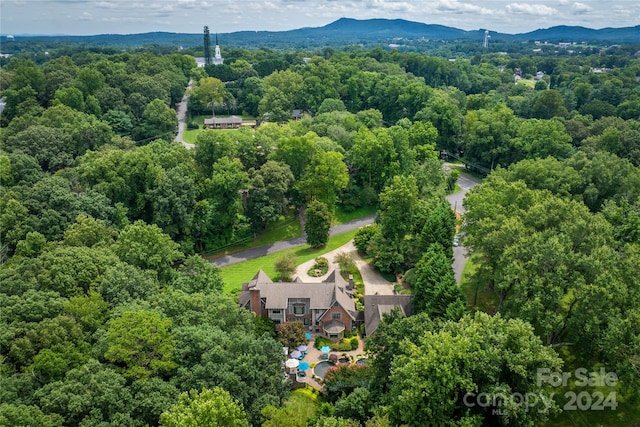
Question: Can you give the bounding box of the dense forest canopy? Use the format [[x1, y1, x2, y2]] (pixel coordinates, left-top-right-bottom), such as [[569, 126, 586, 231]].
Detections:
[[1, 37, 639, 426]]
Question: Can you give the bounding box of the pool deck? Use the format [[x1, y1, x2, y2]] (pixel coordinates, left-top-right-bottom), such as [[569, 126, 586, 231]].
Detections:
[[292, 336, 368, 391]]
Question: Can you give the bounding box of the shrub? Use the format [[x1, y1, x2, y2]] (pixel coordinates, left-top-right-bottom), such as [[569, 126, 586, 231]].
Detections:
[[314, 336, 332, 349], [334, 252, 356, 274], [314, 257, 329, 269], [350, 337, 359, 350], [274, 254, 297, 281], [354, 224, 378, 253]]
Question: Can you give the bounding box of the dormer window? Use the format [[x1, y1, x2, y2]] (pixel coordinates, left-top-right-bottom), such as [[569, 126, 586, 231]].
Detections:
[[293, 305, 305, 315]]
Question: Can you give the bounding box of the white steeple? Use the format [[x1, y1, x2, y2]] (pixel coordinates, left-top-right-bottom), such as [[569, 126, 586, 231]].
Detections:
[[213, 33, 224, 65]]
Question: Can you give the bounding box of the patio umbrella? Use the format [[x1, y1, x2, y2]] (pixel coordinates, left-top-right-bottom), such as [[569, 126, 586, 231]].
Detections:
[[305, 332, 312, 340], [290, 350, 302, 359], [329, 353, 338, 363], [298, 361, 310, 370], [297, 345, 308, 352], [320, 346, 331, 353], [285, 358, 299, 369]]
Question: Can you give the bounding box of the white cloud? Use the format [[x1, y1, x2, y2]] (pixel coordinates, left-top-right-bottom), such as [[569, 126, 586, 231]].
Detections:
[[506, 3, 558, 15], [572, 2, 592, 14], [434, 0, 495, 15], [79, 11, 93, 20]]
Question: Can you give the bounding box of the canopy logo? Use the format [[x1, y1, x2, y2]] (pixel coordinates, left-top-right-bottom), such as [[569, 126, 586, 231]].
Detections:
[[462, 367, 618, 416]]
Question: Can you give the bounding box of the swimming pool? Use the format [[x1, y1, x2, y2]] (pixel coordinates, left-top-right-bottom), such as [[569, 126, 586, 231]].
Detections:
[[313, 361, 335, 378]]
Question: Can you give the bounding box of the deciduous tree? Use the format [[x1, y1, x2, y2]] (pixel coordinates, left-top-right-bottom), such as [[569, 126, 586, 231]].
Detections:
[[305, 200, 332, 248]]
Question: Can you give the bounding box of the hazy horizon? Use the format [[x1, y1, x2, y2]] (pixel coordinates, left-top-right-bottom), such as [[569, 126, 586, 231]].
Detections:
[[1, 0, 639, 37]]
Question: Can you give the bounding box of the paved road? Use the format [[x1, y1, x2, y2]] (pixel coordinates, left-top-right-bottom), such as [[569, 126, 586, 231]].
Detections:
[[210, 165, 481, 285], [210, 215, 375, 267], [445, 168, 482, 282], [175, 80, 195, 149]]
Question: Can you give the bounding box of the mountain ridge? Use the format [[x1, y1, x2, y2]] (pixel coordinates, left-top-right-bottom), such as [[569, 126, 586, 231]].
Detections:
[[2, 18, 638, 48]]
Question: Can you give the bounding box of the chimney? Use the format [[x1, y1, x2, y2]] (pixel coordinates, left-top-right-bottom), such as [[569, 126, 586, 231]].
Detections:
[[249, 285, 261, 316], [347, 274, 354, 290]]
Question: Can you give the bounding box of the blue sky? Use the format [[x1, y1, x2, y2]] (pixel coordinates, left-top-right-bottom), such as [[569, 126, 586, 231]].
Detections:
[[1, 0, 638, 36]]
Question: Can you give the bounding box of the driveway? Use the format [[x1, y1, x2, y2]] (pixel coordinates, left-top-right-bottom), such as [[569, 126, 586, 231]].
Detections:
[[445, 167, 481, 282], [294, 240, 394, 296], [175, 79, 194, 149]]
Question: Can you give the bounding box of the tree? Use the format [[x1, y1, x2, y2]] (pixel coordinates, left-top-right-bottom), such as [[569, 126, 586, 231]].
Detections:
[[378, 175, 420, 242], [172, 255, 224, 294], [414, 92, 462, 152], [334, 387, 372, 424], [190, 77, 226, 115], [348, 127, 397, 193], [105, 310, 177, 380], [277, 320, 306, 349], [62, 214, 117, 248], [275, 254, 297, 281], [317, 98, 347, 114], [160, 388, 249, 427], [53, 86, 84, 111], [386, 312, 562, 427], [411, 244, 465, 320], [297, 151, 349, 207], [35, 359, 134, 426], [5, 125, 72, 171], [305, 200, 332, 248], [463, 103, 519, 169], [0, 404, 64, 427], [531, 89, 568, 119], [113, 220, 183, 276], [270, 134, 317, 180], [135, 99, 178, 141], [246, 160, 294, 232], [207, 157, 249, 245], [259, 86, 293, 123], [512, 118, 573, 160], [323, 364, 374, 403]]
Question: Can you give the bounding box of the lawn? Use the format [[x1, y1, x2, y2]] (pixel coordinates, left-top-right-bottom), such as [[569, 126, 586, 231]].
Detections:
[[183, 127, 201, 144], [334, 205, 377, 224], [459, 254, 499, 313], [206, 204, 377, 259], [220, 228, 359, 294], [280, 387, 321, 424], [251, 215, 302, 247]]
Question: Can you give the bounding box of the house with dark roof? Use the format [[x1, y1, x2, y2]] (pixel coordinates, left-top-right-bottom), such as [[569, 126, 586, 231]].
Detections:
[[204, 115, 243, 129], [363, 294, 412, 336], [239, 270, 357, 340]]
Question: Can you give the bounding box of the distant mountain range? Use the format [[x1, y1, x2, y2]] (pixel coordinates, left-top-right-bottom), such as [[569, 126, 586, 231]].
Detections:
[[3, 18, 639, 49]]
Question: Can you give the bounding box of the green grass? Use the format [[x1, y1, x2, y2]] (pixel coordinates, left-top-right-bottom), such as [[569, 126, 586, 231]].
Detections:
[[284, 387, 321, 423], [517, 79, 536, 88], [334, 205, 377, 225], [459, 255, 499, 313], [220, 228, 359, 294], [183, 127, 201, 143], [207, 204, 377, 259], [447, 183, 462, 195], [251, 215, 302, 247], [203, 213, 301, 258]]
